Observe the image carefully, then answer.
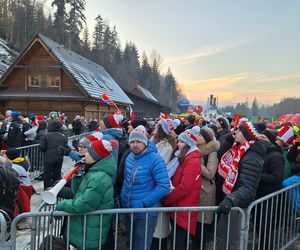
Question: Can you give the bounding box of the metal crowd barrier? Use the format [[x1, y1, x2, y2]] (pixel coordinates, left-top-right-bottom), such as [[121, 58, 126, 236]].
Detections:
[[14, 131, 93, 179], [245, 183, 300, 250], [4, 206, 247, 250], [1, 184, 300, 250], [16, 143, 44, 179], [0, 210, 8, 241], [67, 131, 94, 147]]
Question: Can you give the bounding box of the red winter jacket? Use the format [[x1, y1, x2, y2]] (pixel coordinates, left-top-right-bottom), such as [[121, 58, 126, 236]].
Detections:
[[164, 150, 201, 236]]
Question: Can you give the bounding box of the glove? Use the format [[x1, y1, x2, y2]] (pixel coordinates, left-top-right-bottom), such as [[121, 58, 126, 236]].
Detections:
[[57, 145, 72, 156], [216, 198, 233, 215]]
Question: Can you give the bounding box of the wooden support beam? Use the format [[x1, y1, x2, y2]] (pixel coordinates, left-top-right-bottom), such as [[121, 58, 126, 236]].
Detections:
[[13, 65, 62, 69]]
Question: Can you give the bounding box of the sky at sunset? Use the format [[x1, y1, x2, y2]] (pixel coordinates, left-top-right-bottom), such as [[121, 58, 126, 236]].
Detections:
[[49, 1, 300, 106]]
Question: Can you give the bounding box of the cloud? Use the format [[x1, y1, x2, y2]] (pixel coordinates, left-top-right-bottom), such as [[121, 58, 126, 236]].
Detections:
[[251, 74, 300, 83], [179, 73, 249, 91], [179, 72, 300, 105], [165, 30, 272, 65]]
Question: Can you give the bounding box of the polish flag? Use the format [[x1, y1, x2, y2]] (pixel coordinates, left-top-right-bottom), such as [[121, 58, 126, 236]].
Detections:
[[129, 105, 135, 120]]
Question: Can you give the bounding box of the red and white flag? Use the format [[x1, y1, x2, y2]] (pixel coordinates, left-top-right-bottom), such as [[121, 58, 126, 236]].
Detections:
[[99, 93, 119, 111], [129, 105, 135, 120]]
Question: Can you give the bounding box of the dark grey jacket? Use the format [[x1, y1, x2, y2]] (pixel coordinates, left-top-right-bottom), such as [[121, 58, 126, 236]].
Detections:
[[225, 140, 266, 208], [39, 121, 68, 163], [256, 141, 284, 198]]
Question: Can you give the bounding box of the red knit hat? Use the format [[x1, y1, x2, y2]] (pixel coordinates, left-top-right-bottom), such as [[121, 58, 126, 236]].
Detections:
[[87, 139, 118, 161], [79, 132, 103, 147], [102, 114, 124, 128], [238, 121, 263, 141]]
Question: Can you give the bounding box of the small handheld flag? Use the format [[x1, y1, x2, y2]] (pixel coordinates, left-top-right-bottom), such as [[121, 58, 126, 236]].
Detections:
[[100, 93, 119, 111], [129, 105, 135, 121]]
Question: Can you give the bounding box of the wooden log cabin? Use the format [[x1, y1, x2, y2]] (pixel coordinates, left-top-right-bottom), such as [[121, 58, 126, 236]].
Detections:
[[0, 34, 133, 121]]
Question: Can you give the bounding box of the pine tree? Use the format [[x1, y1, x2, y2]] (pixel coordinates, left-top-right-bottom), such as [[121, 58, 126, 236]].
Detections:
[[81, 24, 90, 58], [139, 51, 152, 89], [52, 0, 67, 45], [92, 15, 105, 50], [32, 2, 46, 35], [92, 14, 105, 64], [65, 0, 86, 50], [44, 13, 55, 40], [252, 97, 259, 116], [164, 68, 176, 108]]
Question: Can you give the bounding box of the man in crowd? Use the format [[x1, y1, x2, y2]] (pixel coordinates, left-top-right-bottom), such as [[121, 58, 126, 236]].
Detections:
[[99, 113, 124, 164], [121, 125, 170, 250], [216, 120, 266, 250], [39, 119, 69, 190]]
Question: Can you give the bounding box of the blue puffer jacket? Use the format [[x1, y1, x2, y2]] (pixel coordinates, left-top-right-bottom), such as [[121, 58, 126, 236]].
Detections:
[[282, 176, 300, 213], [102, 128, 123, 163], [121, 141, 170, 218]]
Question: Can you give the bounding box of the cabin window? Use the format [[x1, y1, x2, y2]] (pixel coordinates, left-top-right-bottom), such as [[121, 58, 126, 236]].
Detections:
[[48, 75, 60, 87], [28, 74, 41, 87]]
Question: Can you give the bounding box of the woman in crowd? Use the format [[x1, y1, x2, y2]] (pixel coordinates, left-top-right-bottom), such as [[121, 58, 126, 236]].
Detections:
[[56, 139, 118, 249], [192, 127, 220, 250], [163, 126, 201, 250], [151, 118, 179, 250]]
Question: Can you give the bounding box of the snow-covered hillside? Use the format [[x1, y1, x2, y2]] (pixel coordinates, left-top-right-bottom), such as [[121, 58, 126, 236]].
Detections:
[[0, 38, 18, 77]]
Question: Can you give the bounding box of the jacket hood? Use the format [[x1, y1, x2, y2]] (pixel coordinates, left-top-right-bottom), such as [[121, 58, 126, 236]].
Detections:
[[217, 128, 230, 137], [102, 128, 123, 139], [89, 154, 117, 177], [248, 140, 266, 157], [47, 120, 62, 132], [262, 140, 283, 154], [199, 139, 220, 156], [38, 120, 47, 130], [184, 149, 200, 161]]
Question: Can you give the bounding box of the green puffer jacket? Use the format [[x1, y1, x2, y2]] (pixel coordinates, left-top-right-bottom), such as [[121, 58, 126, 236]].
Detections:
[[56, 154, 116, 249]]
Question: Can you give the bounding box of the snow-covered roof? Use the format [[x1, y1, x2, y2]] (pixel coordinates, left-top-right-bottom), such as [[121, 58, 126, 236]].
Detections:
[[0, 38, 18, 78], [136, 84, 158, 102], [37, 34, 133, 105]]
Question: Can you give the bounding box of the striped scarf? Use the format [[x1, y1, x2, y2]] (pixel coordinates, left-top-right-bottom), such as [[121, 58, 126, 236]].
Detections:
[[218, 141, 254, 194]]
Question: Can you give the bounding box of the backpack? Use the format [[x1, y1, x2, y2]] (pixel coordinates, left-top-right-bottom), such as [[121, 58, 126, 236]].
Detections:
[[0, 165, 20, 216]]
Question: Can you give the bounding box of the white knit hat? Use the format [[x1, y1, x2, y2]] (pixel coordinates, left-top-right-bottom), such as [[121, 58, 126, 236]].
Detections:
[[178, 126, 201, 147], [103, 114, 124, 128], [87, 139, 118, 161], [159, 119, 181, 135], [79, 131, 103, 147], [128, 125, 148, 146]]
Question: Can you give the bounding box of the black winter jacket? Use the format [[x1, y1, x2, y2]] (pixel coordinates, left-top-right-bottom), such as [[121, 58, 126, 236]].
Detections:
[[287, 142, 300, 175], [35, 120, 47, 141], [39, 121, 68, 164], [225, 140, 266, 208], [72, 119, 85, 135], [7, 119, 30, 148], [256, 141, 284, 198]]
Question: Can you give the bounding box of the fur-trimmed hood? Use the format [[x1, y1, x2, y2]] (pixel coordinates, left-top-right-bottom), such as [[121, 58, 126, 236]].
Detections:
[[198, 139, 220, 156]]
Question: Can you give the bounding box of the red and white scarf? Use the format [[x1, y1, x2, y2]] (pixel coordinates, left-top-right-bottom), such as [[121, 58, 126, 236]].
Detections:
[[218, 140, 254, 194]]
